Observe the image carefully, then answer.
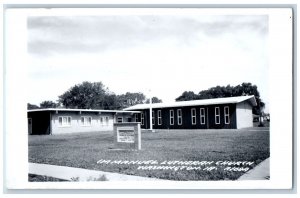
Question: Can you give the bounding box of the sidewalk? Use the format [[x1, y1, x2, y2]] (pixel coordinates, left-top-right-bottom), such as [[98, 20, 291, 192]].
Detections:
[[238, 158, 270, 180], [29, 163, 162, 181], [29, 158, 270, 182]]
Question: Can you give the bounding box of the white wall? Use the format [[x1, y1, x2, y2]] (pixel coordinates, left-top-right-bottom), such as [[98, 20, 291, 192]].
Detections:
[[51, 112, 115, 134], [236, 101, 253, 129]]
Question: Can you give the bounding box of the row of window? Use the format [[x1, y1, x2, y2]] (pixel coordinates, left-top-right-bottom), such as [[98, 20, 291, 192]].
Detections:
[[139, 110, 163, 126], [191, 108, 206, 125], [191, 106, 230, 125], [58, 116, 110, 127], [216, 106, 230, 124], [140, 106, 230, 126], [57, 107, 230, 127]]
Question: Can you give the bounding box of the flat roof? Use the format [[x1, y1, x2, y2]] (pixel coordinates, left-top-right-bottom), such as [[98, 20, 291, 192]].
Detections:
[[124, 95, 257, 110], [28, 108, 141, 114]]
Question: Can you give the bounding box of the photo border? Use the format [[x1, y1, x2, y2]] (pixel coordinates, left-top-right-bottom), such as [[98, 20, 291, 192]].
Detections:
[[2, 2, 297, 195]]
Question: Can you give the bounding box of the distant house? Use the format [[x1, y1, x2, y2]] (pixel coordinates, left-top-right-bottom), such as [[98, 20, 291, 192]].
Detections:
[[27, 108, 140, 135], [124, 95, 257, 129]]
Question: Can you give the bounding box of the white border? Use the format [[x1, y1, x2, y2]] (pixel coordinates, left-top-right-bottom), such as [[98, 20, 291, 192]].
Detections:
[[3, 8, 293, 190], [141, 112, 144, 125], [177, 109, 182, 125], [215, 107, 220, 124], [158, 110, 162, 125], [200, 108, 205, 124], [169, 109, 174, 125], [191, 108, 196, 125], [224, 106, 230, 124]]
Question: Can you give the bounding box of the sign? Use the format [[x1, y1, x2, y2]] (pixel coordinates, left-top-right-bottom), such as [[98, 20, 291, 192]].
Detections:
[[113, 122, 141, 150], [117, 127, 135, 143]]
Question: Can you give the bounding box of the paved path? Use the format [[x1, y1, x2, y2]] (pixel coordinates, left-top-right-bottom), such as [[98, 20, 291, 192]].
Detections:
[[29, 163, 162, 181], [29, 158, 270, 181], [238, 158, 270, 180]]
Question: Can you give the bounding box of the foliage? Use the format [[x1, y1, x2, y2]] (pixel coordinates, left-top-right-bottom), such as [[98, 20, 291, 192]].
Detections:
[[40, 100, 58, 108], [145, 96, 163, 104], [176, 82, 265, 115], [116, 92, 146, 109], [58, 81, 114, 109], [58, 81, 163, 110], [175, 91, 199, 101], [27, 103, 39, 110]]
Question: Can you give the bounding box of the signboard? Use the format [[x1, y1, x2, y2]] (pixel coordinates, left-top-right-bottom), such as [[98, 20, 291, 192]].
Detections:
[[117, 127, 135, 143], [113, 122, 141, 150]]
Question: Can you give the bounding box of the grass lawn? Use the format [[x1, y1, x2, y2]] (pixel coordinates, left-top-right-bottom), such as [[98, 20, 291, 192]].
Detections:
[[29, 127, 269, 181]]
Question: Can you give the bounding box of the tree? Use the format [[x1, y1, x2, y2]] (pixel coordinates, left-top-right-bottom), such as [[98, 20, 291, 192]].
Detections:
[[116, 92, 146, 109], [235, 83, 264, 115], [198, 85, 235, 99], [175, 91, 199, 101], [102, 94, 120, 110], [58, 81, 113, 109], [176, 82, 265, 116], [145, 97, 163, 104], [40, 100, 58, 108], [27, 103, 39, 110], [199, 83, 264, 115]]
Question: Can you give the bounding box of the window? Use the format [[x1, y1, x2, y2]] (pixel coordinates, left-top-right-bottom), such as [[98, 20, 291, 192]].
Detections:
[[170, 110, 174, 125], [135, 114, 138, 122], [100, 116, 109, 125], [58, 116, 71, 127], [152, 111, 155, 125], [200, 108, 205, 124], [158, 110, 162, 125], [141, 113, 144, 125], [224, 106, 230, 124], [81, 116, 92, 126], [215, 107, 220, 124], [191, 108, 196, 125], [105, 116, 109, 125], [117, 117, 123, 123], [177, 109, 182, 125]]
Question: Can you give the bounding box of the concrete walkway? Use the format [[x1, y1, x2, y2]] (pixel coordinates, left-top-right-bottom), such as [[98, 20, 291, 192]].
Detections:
[[238, 158, 270, 180], [29, 158, 270, 181], [29, 163, 162, 181]]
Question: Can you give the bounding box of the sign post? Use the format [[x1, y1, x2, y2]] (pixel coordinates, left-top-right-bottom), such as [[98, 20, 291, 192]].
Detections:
[[113, 122, 141, 150]]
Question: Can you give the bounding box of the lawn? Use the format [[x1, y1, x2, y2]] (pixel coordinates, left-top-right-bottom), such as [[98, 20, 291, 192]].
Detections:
[[28, 128, 269, 181]]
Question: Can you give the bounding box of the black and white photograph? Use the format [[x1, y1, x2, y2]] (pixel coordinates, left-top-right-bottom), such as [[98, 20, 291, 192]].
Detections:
[[3, 7, 293, 190], [26, 9, 270, 182]]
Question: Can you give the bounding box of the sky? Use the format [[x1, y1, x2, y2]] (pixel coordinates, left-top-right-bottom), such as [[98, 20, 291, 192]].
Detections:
[[27, 13, 269, 112]]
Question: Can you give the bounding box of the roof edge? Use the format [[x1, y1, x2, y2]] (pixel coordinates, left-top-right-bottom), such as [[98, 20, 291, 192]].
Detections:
[[124, 95, 257, 110], [27, 108, 141, 113]]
